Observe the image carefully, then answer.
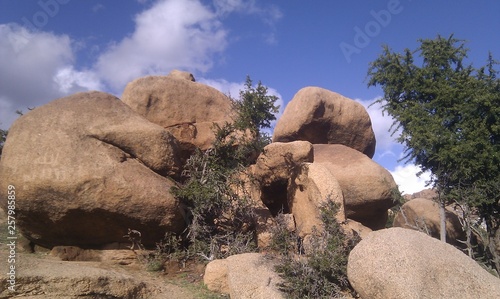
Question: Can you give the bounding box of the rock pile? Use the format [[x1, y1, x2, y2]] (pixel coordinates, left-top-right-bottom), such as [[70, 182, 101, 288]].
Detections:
[[0, 77, 395, 249], [273, 86, 376, 157], [6, 72, 483, 298]]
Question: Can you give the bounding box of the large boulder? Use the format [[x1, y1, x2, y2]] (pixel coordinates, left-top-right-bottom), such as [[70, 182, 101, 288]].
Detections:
[[289, 163, 345, 237], [121, 70, 234, 157], [393, 198, 466, 246], [314, 144, 397, 230], [273, 87, 376, 158], [347, 228, 500, 299], [250, 142, 345, 242], [204, 253, 284, 299], [252, 141, 314, 187], [0, 91, 185, 248]]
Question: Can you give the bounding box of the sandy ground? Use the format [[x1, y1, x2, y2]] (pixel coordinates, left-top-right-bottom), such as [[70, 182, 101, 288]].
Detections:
[[0, 208, 224, 298]]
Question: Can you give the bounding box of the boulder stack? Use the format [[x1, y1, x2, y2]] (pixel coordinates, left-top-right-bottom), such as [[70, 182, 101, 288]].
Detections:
[[314, 144, 397, 230], [273, 87, 376, 158]]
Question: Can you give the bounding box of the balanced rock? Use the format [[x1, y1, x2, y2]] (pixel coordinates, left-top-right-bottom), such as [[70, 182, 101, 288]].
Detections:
[[314, 144, 397, 230], [393, 198, 466, 246], [347, 228, 500, 299], [0, 91, 185, 248], [204, 253, 284, 299], [273, 87, 376, 157], [122, 70, 234, 157]]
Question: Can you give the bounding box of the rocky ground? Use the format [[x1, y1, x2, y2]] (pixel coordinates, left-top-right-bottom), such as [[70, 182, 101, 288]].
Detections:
[[0, 211, 224, 299]]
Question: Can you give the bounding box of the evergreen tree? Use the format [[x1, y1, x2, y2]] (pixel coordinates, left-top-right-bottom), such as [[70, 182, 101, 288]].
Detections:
[[368, 35, 500, 272]]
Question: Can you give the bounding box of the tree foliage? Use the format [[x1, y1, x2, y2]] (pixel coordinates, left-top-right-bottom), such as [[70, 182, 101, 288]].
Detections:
[[172, 76, 280, 260], [232, 75, 280, 138], [367, 35, 500, 272]]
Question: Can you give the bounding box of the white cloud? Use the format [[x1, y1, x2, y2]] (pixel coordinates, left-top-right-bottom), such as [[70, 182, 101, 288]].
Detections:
[[0, 0, 284, 130], [0, 24, 75, 128], [53, 66, 103, 94], [390, 164, 433, 195], [356, 97, 398, 153], [213, 0, 282, 21], [95, 0, 228, 92]]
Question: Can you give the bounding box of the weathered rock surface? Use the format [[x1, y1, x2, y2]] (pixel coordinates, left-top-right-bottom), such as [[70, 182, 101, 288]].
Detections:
[[0, 251, 194, 299], [314, 144, 397, 230], [0, 91, 185, 248], [121, 70, 234, 157], [347, 227, 500, 299], [204, 253, 284, 299], [273, 87, 376, 157], [252, 141, 314, 186], [249, 142, 345, 244], [289, 163, 345, 237], [343, 219, 373, 239], [393, 198, 466, 245], [403, 188, 438, 201]]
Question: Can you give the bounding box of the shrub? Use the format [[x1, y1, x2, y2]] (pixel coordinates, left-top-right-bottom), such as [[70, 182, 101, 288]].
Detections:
[[274, 201, 359, 298], [172, 77, 280, 261]]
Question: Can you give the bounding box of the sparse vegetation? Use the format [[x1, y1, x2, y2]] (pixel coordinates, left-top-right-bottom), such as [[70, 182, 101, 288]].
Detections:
[[169, 76, 280, 263], [273, 201, 359, 299]]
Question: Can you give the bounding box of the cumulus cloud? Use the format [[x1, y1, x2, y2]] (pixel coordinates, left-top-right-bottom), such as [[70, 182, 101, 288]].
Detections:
[[0, 0, 284, 129], [53, 66, 103, 94], [356, 97, 398, 152], [95, 0, 228, 91], [390, 164, 433, 195], [0, 24, 75, 128]]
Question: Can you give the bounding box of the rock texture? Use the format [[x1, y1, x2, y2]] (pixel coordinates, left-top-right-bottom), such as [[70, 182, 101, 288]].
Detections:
[[0, 251, 193, 299], [314, 144, 397, 229], [204, 253, 284, 299], [403, 188, 438, 201], [273, 87, 376, 158], [0, 91, 185, 248], [393, 198, 466, 245], [121, 70, 234, 157], [347, 228, 500, 299], [252, 141, 314, 187], [290, 163, 345, 237]]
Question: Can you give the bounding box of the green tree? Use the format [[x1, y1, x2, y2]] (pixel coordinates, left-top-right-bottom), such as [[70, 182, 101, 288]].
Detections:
[[232, 75, 280, 138], [367, 35, 500, 272], [173, 76, 280, 260]]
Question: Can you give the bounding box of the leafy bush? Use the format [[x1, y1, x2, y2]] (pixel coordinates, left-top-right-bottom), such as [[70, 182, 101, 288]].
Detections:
[[274, 201, 359, 298], [172, 76, 280, 261]]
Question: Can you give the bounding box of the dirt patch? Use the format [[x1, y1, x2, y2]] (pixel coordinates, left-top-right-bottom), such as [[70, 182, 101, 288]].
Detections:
[[0, 217, 225, 298]]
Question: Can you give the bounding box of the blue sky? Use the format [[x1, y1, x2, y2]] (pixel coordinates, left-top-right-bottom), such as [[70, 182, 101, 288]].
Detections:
[[1, 0, 499, 194]]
